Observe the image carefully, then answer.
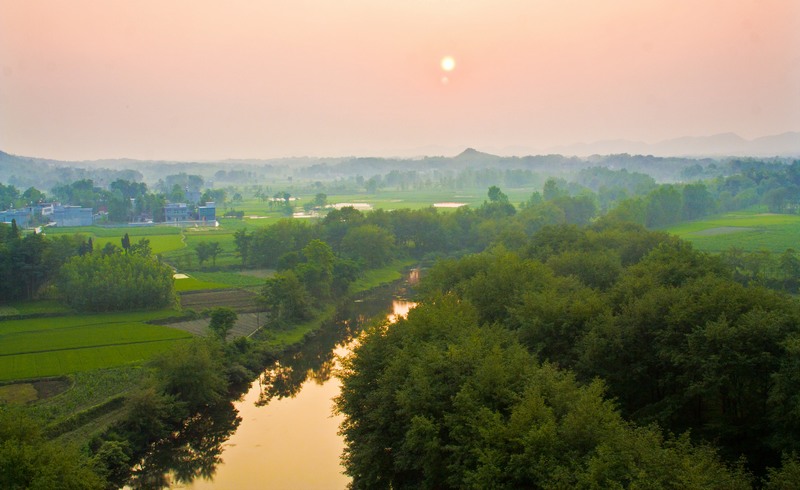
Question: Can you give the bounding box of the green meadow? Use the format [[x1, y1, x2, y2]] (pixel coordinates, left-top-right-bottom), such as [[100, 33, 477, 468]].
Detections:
[[0, 311, 190, 381], [665, 212, 800, 253], [44, 225, 186, 255]]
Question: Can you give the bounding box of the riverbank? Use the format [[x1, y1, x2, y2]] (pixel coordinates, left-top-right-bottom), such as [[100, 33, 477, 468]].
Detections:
[[9, 259, 417, 452]]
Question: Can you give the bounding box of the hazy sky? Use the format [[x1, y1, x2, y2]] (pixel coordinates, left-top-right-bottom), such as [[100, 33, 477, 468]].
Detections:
[[2, 0, 798, 161]]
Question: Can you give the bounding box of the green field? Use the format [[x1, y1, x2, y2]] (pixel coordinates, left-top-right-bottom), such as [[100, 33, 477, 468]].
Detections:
[[94, 233, 185, 255], [665, 212, 800, 253], [0, 300, 73, 317], [190, 270, 269, 287], [44, 225, 182, 238], [44, 225, 187, 255], [173, 275, 232, 292], [0, 311, 191, 381]]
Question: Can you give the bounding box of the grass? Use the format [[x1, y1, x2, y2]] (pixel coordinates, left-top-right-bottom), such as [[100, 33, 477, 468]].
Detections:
[[258, 305, 337, 349], [349, 258, 417, 294], [93, 234, 185, 255], [0, 300, 72, 317], [44, 225, 183, 238], [0, 340, 187, 381], [174, 276, 232, 292], [0, 310, 190, 381], [190, 270, 269, 288], [665, 212, 800, 253], [28, 366, 149, 443], [0, 383, 39, 404]]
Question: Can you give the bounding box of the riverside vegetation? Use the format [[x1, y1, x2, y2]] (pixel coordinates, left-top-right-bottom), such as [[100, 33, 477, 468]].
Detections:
[[1, 155, 799, 488]]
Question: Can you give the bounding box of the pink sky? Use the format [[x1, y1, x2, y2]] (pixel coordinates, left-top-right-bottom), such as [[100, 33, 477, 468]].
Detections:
[[1, 0, 798, 161]]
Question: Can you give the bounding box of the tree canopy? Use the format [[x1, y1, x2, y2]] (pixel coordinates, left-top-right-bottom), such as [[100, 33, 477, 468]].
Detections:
[[58, 252, 175, 311]]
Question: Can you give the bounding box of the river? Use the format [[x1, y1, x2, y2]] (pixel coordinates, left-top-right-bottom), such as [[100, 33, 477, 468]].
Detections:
[[159, 272, 418, 489]]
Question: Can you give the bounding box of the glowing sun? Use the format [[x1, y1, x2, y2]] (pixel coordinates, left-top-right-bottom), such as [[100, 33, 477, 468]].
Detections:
[[441, 56, 456, 72]]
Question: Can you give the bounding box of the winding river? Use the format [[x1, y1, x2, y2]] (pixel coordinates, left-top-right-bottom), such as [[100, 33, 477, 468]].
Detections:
[[159, 271, 418, 489]]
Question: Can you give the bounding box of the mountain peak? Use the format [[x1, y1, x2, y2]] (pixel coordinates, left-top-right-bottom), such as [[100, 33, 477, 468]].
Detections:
[[454, 148, 497, 159]]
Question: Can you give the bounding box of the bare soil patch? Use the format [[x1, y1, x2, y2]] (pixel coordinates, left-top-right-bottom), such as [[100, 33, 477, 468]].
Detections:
[[0, 377, 71, 404], [239, 268, 275, 279], [179, 288, 260, 312], [34, 377, 72, 399]]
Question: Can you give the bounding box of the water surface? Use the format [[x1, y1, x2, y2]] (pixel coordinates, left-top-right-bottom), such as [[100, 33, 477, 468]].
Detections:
[[164, 277, 417, 489]]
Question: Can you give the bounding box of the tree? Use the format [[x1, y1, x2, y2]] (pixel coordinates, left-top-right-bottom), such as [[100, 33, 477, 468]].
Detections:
[[207, 242, 222, 266], [682, 182, 715, 220], [297, 239, 335, 300], [487, 185, 508, 203], [261, 270, 311, 325], [0, 407, 105, 489], [196, 242, 212, 267], [336, 296, 749, 489], [151, 339, 228, 411], [645, 185, 682, 227], [108, 195, 132, 223], [21, 186, 45, 205], [129, 238, 152, 258], [341, 225, 395, 267], [121, 233, 131, 254], [58, 253, 174, 311], [543, 177, 568, 201], [208, 307, 238, 341], [233, 229, 251, 268], [101, 242, 120, 256]]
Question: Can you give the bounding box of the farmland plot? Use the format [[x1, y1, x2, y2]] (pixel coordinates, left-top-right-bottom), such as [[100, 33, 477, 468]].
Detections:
[[0, 312, 191, 381]]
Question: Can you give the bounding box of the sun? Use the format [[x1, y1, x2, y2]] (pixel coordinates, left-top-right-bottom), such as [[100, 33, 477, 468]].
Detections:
[[441, 56, 456, 72]]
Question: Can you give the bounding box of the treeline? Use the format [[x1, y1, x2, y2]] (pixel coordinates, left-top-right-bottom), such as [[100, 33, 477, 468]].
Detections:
[[2, 173, 230, 223], [603, 160, 800, 227], [0, 223, 175, 311], [337, 221, 800, 488], [0, 223, 89, 301]]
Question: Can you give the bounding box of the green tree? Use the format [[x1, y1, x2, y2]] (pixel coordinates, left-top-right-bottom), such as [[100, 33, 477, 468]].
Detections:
[[121, 233, 131, 253], [129, 237, 152, 258], [0, 407, 105, 489], [261, 270, 311, 325], [543, 177, 568, 201], [208, 307, 238, 341], [645, 184, 682, 227], [341, 225, 395, 267], [297, 239, 335, 300], [336, 296, 748, 489], [233, 229, 251, 268], [58, 253, 174, 311], [207, 241, 221, 266], [195, 242, 212, 267], [681, 182, 715, 220], [151, 339, 228, 412], [487, 185, 508, 203]]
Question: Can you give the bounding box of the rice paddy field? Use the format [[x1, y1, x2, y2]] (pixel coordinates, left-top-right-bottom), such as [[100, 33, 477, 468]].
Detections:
[[0, 310, 190, 381], [665, 212, 800, 253]]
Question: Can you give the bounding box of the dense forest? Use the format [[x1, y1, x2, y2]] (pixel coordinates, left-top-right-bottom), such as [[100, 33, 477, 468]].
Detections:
[[337, 222, 800, 488]]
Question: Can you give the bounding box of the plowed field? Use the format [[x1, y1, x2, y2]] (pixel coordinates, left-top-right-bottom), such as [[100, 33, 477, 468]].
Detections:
[[178, 288, 260, 312]]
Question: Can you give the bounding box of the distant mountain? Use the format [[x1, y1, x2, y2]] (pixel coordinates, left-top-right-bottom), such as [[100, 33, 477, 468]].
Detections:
[[454, 147, 501, 161], [548, 132, 800, 157]]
